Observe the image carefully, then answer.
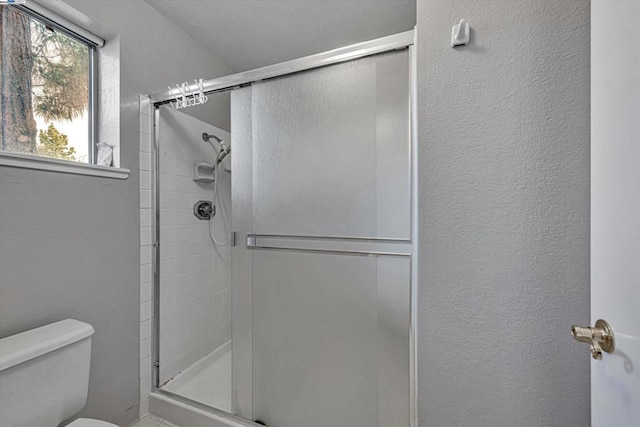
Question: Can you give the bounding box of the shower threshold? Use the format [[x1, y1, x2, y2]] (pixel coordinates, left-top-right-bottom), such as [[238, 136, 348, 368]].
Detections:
[[149, 390, 259, 427]]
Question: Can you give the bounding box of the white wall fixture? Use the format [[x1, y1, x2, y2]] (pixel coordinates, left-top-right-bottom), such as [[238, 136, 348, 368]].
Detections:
[[451, 19, 470, 47], [193, 162, 215, 183]]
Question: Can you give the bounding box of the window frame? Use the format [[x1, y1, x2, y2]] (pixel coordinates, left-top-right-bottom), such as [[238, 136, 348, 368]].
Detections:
[[0, 1, 128, 179], [9, 3, 101, 164]]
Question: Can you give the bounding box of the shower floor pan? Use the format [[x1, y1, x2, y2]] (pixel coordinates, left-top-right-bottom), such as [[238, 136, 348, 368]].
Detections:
[[163, 340, 232, 412]]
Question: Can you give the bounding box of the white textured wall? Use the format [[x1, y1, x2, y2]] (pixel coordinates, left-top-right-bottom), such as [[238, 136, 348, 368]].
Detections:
[[416, 1, 590, 426], [0, 1, 232, 425]]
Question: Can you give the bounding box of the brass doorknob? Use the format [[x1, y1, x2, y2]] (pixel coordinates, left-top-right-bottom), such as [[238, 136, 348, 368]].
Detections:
[[571, 319, 615, 360]]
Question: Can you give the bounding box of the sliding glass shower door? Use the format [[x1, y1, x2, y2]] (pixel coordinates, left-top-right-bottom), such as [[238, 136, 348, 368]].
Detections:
[[232, 49, 413, 427]]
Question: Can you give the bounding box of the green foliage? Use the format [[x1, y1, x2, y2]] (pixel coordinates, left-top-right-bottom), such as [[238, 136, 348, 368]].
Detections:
[[37, 124, 76, 161], [30, 20, 89, 122]]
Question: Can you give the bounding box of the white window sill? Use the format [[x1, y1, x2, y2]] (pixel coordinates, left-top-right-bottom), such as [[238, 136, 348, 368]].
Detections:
[[0, 152, 130, 179]]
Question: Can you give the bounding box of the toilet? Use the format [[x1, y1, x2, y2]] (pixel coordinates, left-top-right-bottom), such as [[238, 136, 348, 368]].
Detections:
[[0, 319, 120, 427]]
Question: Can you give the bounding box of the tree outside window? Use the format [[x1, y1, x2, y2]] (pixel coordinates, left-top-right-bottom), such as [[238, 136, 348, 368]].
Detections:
[[1, 6, 90, 162]]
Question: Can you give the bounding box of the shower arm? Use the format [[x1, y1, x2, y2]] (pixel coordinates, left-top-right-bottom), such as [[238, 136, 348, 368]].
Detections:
[[202, 132, 221, 144]]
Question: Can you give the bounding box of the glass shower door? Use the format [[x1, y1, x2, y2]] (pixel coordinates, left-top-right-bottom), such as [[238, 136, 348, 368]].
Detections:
[[232, 49, 412, 427]]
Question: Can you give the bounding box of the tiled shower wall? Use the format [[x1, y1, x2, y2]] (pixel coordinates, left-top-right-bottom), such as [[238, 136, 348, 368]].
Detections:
[[157, 106, 232, 384], [140, 96, 154, 417], [139, 97, 232, 415]]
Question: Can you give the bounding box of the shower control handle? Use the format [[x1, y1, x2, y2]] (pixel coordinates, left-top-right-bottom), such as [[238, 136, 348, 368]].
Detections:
[[194, 200, 215, 220]]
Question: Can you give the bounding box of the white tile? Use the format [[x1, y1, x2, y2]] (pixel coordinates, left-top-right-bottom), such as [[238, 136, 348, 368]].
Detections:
[[140, 337, 151, 360], [139, 95, 151, 115], [140, 189, 152, 209], [140, 226, 153, 246], [140, 170, 152, 190], [162, 138, 176, 157], [140, 319, 152, 341], [175, 159, 191, 177], [174, 225, 188, 242], [186, 224, 200, 241], [140, 113, 152, 135], [175, 208, 191, 225], [187, 192, 203, 206], [160, 209, 176, 226], [141, 246, 152, 265], [160, 276, 177, 296], [175, 256, 189, 275], [187, 255, 199, 273], [160, 294, 176, 314], [159, 191, 175, 209], [140, 375, 151, 400], [140, 132, 153, 153], [140, 356, 151, 380], [174, 175, 190, 193], [165, 225, 178, 243], [198, 253, 209, 269], [140, 208, 152, 228], [140, 282, 152, 303], [139, 396, 149, 419], [140, 152, 152, 171], [140, 264, 152, 284], [159, 152, 175, 173], [140, 300, 152, 322], [173, 274, 189, 291], [160, 173, 174, 191], [175, 288, 191, 308], [160, 259, 176, 279], [175, 241, 191, 258], [160, 242, 175, 261], [173, 192, 188, 209]]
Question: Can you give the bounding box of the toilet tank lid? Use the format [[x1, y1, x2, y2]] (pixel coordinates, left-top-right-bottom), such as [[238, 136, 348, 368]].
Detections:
[[0, 319, 94, 372]]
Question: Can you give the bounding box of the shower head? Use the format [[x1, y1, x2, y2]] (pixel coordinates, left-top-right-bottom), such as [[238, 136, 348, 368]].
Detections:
[[216, 145, 231, 165], [202, 132, 222, 144]]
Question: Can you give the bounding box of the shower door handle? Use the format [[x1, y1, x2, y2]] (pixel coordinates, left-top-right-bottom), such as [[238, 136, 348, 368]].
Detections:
[[244, 233, 409, 257]]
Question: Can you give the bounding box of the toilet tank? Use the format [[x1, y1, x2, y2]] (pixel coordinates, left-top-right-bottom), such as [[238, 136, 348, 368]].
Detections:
[[0, 319, 95, 427]]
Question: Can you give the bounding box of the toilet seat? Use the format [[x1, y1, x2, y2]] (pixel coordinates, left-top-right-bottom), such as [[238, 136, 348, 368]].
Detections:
[[67, 418, 119, 427]]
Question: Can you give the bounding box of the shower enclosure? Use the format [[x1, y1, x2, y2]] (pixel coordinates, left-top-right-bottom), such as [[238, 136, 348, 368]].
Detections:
[[149, 31, 417, 427]]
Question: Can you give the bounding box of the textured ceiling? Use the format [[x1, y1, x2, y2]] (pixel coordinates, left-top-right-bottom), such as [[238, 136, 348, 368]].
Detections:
[[144, 0, 416, 72]]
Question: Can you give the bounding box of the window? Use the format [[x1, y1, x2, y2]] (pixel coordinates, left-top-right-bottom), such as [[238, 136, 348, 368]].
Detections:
[[1, 4, 99, 164]]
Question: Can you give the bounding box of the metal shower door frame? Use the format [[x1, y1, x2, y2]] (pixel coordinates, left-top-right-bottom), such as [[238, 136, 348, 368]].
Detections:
[[149, 28, 418, 427]]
